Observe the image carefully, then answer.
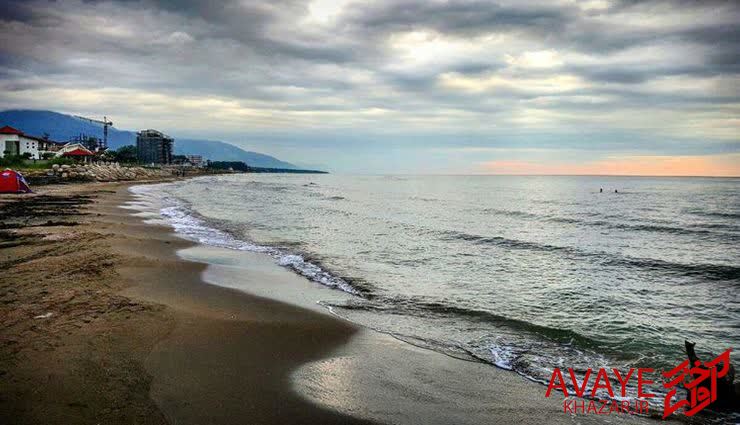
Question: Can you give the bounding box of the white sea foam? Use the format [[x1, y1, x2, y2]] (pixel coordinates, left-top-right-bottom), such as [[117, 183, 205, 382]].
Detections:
[[489, 344, 515, 370], [278, 255, 360, 294], [129, 184, 361, 296]]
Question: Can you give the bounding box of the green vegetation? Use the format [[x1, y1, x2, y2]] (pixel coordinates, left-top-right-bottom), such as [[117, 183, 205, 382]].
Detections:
[[111, 145, 138, 164], [209, 161, 251, 171], [1, 145, 141, 170], [0, 154, 25, 168], [0, 155, 75, 170], [95, 145, 138, 164], [207, 161, 327, 173]]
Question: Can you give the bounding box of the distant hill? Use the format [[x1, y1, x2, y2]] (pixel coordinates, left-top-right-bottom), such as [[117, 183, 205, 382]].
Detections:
[[175, 138, 297, 169], [0, 109, 298, 169]]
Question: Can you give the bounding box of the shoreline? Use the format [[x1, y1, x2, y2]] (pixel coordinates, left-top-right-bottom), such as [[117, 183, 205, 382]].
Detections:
[[1, 180, 374, 424], [1, 179, 668, 424]]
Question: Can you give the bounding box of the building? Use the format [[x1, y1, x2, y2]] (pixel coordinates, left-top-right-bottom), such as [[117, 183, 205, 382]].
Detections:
[[136, 129, 174, 164], [137, 129, 173, 164], [1, 125, 63, 159], [56, 143, 96, 163], [185, 155, 203, 167]]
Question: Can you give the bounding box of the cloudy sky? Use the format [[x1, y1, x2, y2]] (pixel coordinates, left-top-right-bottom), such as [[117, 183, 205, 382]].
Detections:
[[0, 0, 738, 175]]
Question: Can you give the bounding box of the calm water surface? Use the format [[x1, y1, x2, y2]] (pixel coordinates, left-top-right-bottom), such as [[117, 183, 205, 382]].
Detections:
[[137, 174, 740, 402]]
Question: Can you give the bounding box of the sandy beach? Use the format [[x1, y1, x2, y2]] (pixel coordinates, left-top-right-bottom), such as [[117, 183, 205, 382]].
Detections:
[[1, 180, 670, 425], [2, 0, 737, 421]]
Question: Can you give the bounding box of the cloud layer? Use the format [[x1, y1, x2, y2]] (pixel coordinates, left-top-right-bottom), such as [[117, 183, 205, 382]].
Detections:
[[0, 0, 738, 174]]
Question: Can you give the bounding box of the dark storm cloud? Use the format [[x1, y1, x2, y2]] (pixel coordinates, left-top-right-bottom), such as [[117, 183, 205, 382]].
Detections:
[[0, 0, 38, 23], [346, 1, 570, 35], [344, 0, 615, 53], [142, 0, 358, 63], [450, 62, 500, 75], [682, 24, 740, 73], [345, 0, 740, 60]]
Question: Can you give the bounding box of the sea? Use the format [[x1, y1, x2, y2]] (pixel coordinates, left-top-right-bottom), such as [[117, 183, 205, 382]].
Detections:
[[131, 174, 739, 412]]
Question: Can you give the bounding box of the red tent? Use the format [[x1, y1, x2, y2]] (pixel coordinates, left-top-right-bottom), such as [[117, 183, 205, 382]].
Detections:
[[0, 169, 32, 193]]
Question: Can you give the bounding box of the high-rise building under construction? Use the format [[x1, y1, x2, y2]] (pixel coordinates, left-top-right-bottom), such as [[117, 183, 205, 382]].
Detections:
[[136, 129, 173, 164]]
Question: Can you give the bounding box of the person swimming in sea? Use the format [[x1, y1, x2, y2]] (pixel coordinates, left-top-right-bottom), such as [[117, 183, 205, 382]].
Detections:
[[600, 188, 603, 193], [615, 189, 618, 193]]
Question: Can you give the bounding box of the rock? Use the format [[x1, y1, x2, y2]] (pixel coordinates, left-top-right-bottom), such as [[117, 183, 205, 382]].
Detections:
[[36, 163, 190, 183]]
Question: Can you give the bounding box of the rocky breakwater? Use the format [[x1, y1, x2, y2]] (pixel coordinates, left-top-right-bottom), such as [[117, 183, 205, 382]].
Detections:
[[46, 162, 175, 182]]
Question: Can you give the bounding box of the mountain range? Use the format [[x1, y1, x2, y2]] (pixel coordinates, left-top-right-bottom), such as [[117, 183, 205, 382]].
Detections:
[[0, 110, 298, 169]]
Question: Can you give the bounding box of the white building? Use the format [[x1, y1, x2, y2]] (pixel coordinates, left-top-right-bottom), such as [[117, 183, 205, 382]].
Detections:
[[1, 125, 62, 159]]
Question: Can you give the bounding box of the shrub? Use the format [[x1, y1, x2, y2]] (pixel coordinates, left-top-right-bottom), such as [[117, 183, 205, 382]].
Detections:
[[0, 154, 24, 167]]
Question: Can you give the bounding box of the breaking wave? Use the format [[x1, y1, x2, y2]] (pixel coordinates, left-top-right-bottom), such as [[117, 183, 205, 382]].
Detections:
[[129, 184, 362, 296]]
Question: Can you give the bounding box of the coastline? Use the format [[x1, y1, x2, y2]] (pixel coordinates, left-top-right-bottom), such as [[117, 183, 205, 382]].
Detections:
[[1, 180, 669, 424], [1, 180, 372, 424]]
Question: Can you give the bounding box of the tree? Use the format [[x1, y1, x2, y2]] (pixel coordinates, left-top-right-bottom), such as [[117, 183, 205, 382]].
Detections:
[[115, 145, 138, 163], [209, 161, 250, 171]]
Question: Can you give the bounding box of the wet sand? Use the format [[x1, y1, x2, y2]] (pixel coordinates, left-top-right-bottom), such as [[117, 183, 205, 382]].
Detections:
[[1, 181, 668, 424], [1, 182, 372, 424]]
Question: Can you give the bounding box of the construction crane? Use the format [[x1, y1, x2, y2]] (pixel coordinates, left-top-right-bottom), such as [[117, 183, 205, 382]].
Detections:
[[73, 115, 113, 150]]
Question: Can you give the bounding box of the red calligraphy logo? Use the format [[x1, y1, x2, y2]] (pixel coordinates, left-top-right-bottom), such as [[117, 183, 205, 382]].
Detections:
[[662, 349, 733, 418]]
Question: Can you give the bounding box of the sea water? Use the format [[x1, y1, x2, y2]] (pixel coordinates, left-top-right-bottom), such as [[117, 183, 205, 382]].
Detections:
[[131, 174, 739, 406]]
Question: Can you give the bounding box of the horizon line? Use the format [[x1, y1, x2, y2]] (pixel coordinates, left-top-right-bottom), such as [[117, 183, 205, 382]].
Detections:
[[336, 173, 740, 178]]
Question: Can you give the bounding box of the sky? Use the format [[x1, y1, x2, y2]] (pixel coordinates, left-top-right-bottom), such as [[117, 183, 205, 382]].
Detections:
[[0, 0, 738, 175]]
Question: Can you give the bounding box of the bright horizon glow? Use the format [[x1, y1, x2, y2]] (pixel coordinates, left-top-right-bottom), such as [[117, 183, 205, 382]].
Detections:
[[480, 155, 740, 177]]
